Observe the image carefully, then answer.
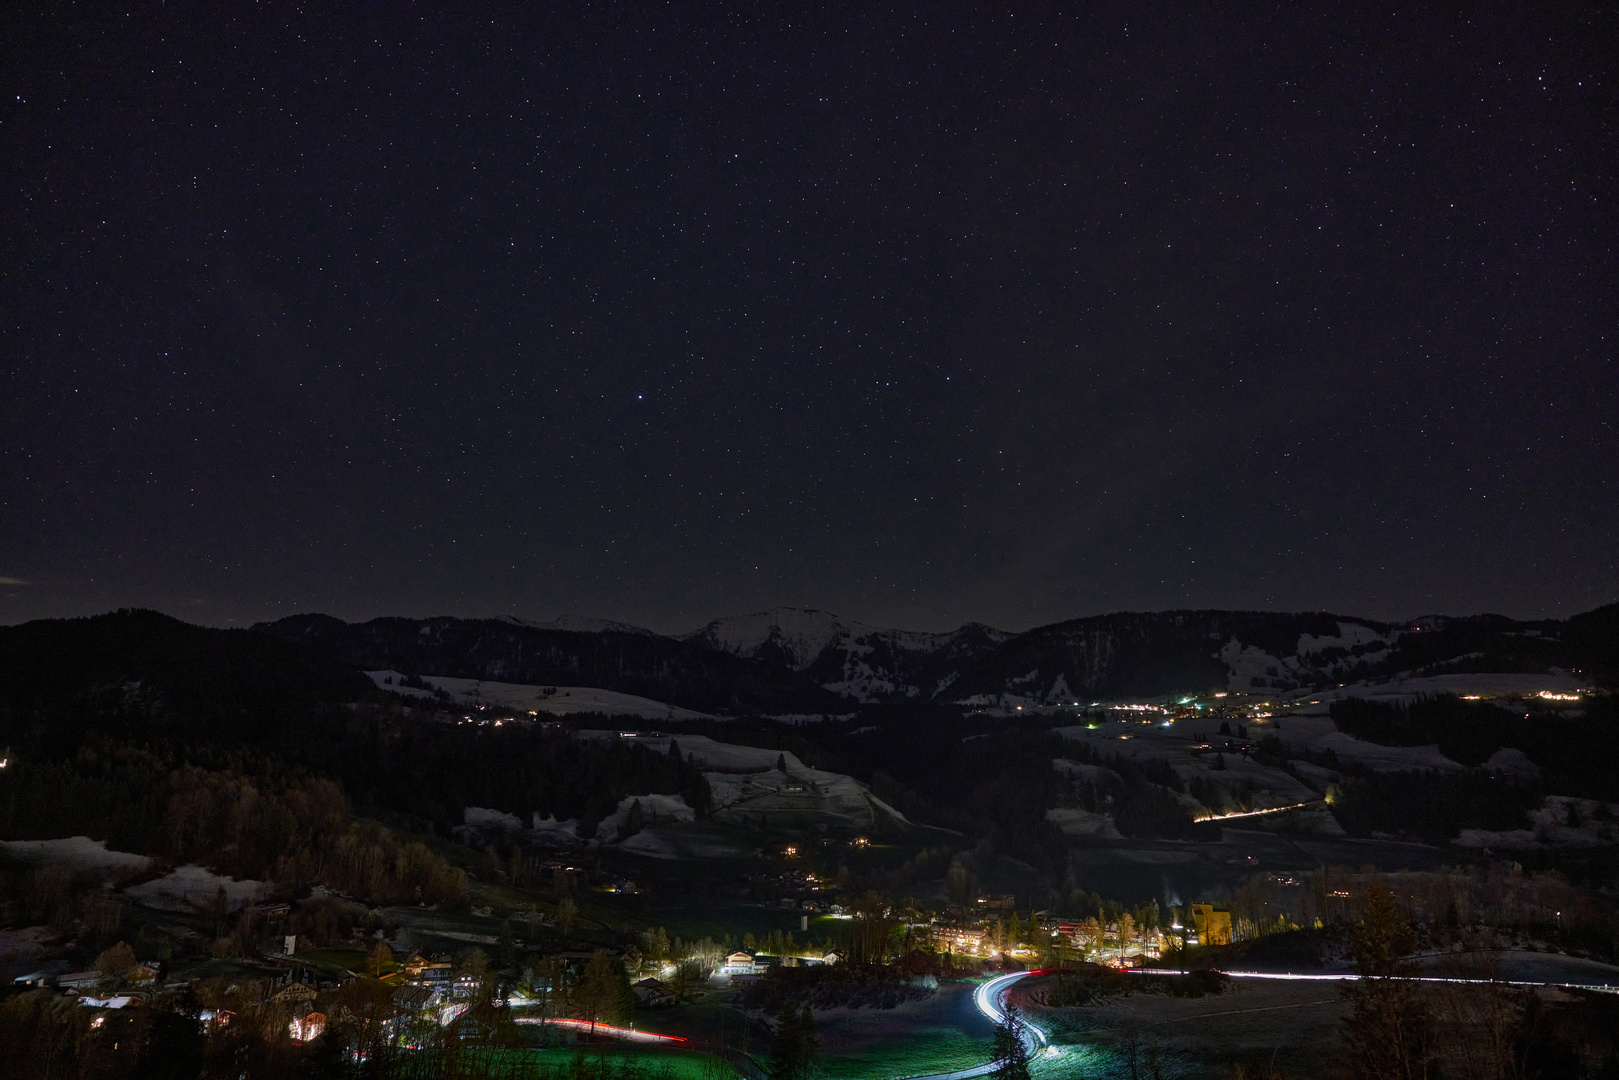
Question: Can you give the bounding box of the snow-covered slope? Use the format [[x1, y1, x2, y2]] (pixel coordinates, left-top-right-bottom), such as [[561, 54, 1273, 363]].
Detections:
[[944, 609, 1583, 705], [364, 671, 713, 720], [683, 607, 1012, 703]]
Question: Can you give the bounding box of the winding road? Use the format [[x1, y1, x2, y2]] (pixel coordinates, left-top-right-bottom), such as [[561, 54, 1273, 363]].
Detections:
[[902, 970, 1050, 1080]]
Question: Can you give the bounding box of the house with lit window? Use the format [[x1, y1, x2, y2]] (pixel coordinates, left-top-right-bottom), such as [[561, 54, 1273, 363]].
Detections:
[[931, 926, 988, 955], [721, 951, 765, 976]]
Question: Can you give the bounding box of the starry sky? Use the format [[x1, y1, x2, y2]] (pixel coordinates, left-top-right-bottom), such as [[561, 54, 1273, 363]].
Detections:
[[3, 4, 1615, 634]]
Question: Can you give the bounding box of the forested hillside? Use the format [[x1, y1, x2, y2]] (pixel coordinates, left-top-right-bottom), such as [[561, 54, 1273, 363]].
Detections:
[[255, 613, 843, 714]]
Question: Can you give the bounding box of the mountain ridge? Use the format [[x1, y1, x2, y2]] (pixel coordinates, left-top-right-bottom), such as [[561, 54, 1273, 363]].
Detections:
[[682, 607, 1014, 703]]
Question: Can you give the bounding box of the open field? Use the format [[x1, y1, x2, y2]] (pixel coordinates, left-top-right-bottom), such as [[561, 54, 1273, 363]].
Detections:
[[812, 978, 996, 1080], [522, 1045, 739, 1080], [1017, 973, 1353, 1079], [420, 1045, 739, 1080]]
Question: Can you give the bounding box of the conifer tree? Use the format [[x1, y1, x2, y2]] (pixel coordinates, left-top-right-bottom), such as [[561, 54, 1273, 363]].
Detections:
[[797, 1004, 820, 1077], [992, 1006, 1031, 1080], [768, 1002, 819, 1080], [768, 1003, 802, 1080]]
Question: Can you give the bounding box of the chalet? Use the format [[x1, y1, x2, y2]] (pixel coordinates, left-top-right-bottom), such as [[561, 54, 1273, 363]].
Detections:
[[632, 977, 676, 1007], [273, 983, 317, 1006], [931, 926, 988, 955], [720, 951, 765, 976], [402, 954, 452, 978], [289, 1012, 327, 1043]]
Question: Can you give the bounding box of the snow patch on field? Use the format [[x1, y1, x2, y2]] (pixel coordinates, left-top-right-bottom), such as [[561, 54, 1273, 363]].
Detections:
[[1046, 808, 1122, 839], [616, 823, 758, 860], [705, 766, 908, 832], [365, 671, 711, 720], [530, 815, 582, 846], [1308, 672, 1589, 703], [1296, 622, 1389, 655], [1310, 731, 1464, 772], [455, 806, 528, 844], [575, 732, 909, 839], [0, 837, 151, 876], [1220, 638, 1297, 691], [598, 794, 696, 843], [125, 866, 273, 912], [615, 832, 682, 859], [1052, 758, 1116, 784], [1484, 747, 1539, 779], [578, 731, 801, 772]]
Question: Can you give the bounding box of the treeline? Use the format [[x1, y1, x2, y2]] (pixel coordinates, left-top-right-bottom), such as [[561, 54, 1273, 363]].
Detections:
[[1057, 741, 1200, 840], [0, 739, 469, 908], [1039, 967, 1227, 1006], [286, 715, 715, 838], [1328, 769, 1542, 843], [1331, 693, 1619, 799], [781, 708, 1070, 869], [0, 609, 372, 756], [740, 960, 938, 1015], [1192, 863, 1618, 962], [1338, 883, 1619, 1079], [0, 981, 702, 1080], [0, 610, 724, 857]]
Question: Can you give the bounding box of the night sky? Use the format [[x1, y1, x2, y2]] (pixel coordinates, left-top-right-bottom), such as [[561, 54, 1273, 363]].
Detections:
[[3, 4, 1615, 633]]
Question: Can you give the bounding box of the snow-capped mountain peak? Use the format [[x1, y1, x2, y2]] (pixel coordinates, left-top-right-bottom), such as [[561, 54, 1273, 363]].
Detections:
[[684, 607, 1011, 703], [683, 608, 867, 670]]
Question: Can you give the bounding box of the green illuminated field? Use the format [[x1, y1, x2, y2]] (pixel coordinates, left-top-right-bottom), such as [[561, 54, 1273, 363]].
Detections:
[[818, 1025, 986, 1080], [496, 1045, 740, 1080]]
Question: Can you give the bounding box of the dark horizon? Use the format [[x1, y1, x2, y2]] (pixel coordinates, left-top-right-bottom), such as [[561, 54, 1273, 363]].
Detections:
[[4, 5, 1614, 634], [4, 595, 1616, 642]]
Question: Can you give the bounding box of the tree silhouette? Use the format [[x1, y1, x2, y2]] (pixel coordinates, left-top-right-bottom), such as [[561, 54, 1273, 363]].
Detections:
[[768, 1002, 820, 1080], [992, 1005, 1031, 1080]]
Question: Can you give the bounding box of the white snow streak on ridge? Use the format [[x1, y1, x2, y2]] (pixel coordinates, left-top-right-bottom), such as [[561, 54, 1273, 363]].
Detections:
[[364, 672, 711, 720]]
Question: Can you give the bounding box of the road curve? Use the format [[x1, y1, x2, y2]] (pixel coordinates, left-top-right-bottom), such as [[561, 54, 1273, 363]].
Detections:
[[901, 970, 1049, 1080]]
